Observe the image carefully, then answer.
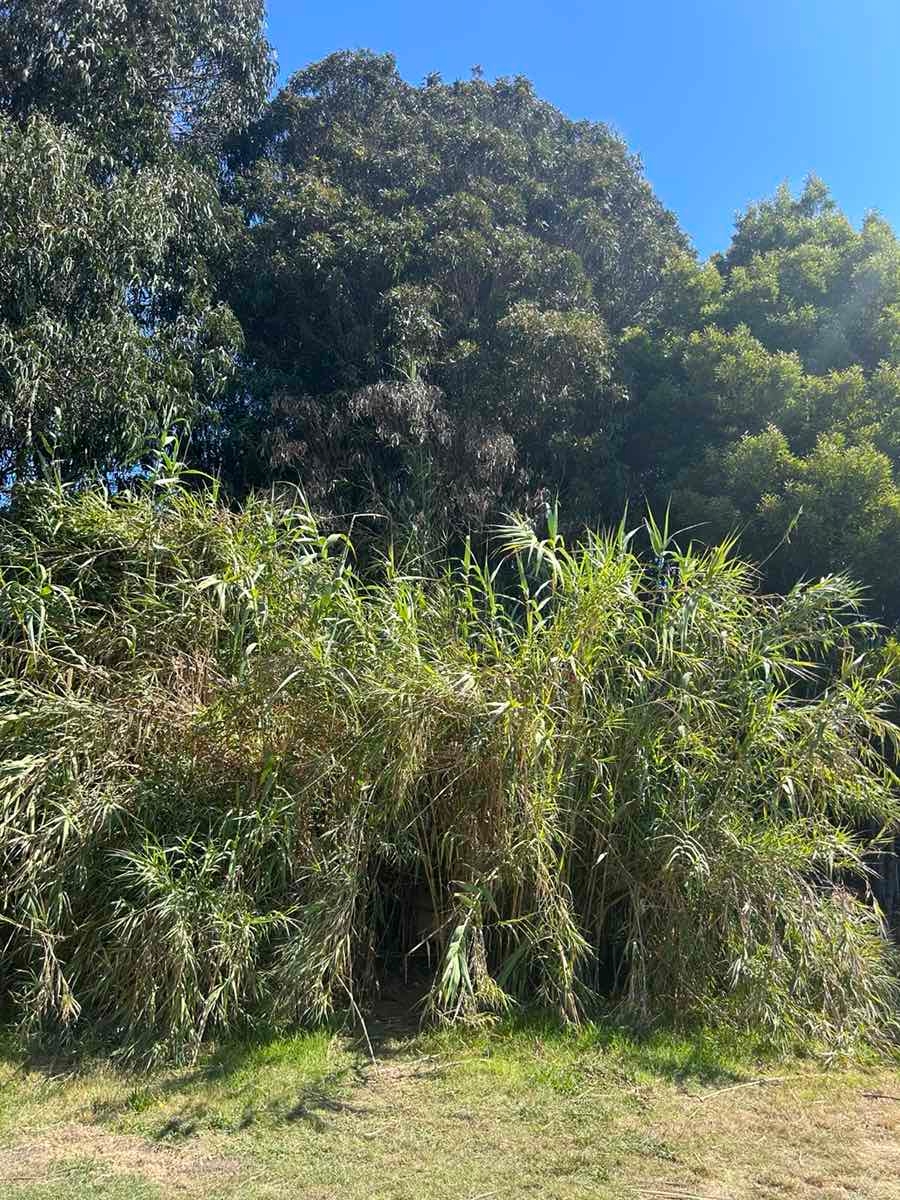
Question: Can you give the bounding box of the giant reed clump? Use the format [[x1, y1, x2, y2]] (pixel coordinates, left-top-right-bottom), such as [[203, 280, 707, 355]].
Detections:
[[0, 471, 898, 1060]]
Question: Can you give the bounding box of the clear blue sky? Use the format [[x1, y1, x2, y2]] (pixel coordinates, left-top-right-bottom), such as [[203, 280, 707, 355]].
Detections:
[[265, 0, 900, 259]]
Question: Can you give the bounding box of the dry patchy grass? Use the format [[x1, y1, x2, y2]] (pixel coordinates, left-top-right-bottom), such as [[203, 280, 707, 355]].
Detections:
[[1, 1023, 898, 1199]]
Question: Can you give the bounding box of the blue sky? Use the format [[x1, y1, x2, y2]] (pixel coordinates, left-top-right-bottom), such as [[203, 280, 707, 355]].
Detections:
[[265, 0, 900, 259]]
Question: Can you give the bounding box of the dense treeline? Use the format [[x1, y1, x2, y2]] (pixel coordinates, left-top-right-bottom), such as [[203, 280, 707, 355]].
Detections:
[[5, 5, 900, 622], [212, 51, 685, 516], [3, 2, 900, 1055]]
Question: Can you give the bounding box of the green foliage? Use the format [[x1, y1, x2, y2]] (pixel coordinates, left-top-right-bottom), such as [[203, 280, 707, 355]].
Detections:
[[0, 0, 273, 487], [1, 475, 897, 1059], [209, 50, 685, 517], [0, 115, 241, 484], [5, 22, 900, 1065], [0, 0, 274, 163], [9, 23, 900, 623], [621, 177, 900, 621]]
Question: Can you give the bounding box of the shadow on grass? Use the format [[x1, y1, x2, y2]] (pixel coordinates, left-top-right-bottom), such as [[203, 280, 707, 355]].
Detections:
[[10, 1014, 349, 1083], [80, 1032, 373, 1138], [402, 1010, 778, 1088], [0, 1002, 797, 1143], [147, 1068, 370, 1140]]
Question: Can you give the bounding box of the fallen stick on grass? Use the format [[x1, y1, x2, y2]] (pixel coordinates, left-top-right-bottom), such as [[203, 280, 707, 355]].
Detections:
[[693, 1076, 788, 1102], [635, 1190, 728, 1199]]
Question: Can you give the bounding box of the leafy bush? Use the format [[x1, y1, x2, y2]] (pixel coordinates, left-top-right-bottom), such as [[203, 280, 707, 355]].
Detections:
[[0, 471, 897, 1060]]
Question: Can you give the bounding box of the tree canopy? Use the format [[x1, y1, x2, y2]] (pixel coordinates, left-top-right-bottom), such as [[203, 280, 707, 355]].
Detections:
[[0, 0, 272, 484], [4, 24, 900, 619], [628, 180, 900, 619], [0, 0, 273, 162], [206, 50, 686, 523]]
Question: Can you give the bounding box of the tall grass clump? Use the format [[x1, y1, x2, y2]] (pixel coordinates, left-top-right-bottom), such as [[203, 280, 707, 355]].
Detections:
[[0, 470, 898, 1060]]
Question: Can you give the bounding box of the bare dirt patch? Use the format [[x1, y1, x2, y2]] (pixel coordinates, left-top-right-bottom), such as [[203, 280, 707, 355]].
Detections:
[[631, 1073, 900, 1200], [0, 1121, 241, 1194]]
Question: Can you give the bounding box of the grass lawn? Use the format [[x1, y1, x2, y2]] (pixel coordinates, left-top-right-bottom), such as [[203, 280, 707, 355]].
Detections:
[[1, 1016, 898, 1199]]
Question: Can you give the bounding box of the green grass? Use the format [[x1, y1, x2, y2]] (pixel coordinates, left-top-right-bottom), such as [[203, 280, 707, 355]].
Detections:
[[2, 1021, 898, 1199], [4, 1167, 165, 1200]]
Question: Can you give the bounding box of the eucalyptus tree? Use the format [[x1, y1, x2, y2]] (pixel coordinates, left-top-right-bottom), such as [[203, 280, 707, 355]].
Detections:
[[0, 0, 274, 163], [0, 0, 273, 487]]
